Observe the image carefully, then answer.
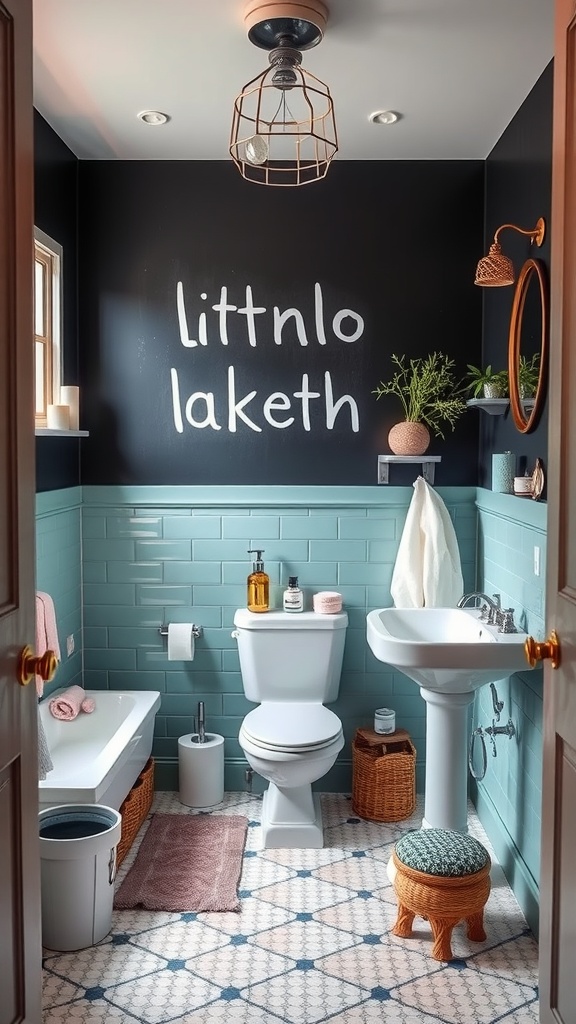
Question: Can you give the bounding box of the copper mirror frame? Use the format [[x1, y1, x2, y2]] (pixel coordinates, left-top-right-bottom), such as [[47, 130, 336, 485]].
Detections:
[[508, 258, 548, 433]]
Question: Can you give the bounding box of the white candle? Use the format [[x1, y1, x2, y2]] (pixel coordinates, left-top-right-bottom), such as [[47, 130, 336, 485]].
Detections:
[[60, 386, 79, 429], [46, 404, 70, 430]]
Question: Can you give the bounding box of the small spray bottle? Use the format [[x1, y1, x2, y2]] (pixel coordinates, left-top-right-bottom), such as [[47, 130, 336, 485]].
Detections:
[[247, 549, 269, 612]]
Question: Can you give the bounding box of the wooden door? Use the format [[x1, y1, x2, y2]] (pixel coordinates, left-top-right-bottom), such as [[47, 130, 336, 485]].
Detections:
[[0, 1, 41, 1022], [539, 0, 576, 1019]]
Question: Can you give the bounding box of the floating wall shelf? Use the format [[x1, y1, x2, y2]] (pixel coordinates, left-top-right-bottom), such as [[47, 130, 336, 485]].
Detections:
[[35, 429, 89, 437], [466, 398, 535, 417], [378, 454, 441, 485], [466, 398, 509, 416]]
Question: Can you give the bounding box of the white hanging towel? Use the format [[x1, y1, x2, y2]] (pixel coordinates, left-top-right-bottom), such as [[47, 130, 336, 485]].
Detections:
[[390, 476, 464, 608]]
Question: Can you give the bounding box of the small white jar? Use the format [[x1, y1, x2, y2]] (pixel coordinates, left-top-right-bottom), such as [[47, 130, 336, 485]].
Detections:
[[374, 708, 396, 734]]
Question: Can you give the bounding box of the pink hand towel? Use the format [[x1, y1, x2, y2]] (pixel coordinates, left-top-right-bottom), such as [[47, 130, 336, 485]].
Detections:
[[49, 685, 96, 721], [35, 592, 61, 698]]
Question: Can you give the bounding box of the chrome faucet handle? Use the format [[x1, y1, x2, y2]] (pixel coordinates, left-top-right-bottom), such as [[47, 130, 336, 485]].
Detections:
[[499, 609, 517, 634], [479, 603, 489, 621], [487, 595, 501, 625], [489, 682, 504, 720]]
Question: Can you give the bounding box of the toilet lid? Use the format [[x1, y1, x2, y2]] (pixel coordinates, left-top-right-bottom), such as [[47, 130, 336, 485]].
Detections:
[[242, 703, 342, 751]]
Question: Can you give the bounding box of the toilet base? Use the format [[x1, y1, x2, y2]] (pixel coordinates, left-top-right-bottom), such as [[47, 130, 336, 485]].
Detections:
[[260, 783, 324, 849]]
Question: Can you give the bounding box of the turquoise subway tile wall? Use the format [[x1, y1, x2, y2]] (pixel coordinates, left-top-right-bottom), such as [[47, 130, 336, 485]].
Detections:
[[79, 485, 477, 794], [35, 488, 84, 700], [473, 488, 546, 936]]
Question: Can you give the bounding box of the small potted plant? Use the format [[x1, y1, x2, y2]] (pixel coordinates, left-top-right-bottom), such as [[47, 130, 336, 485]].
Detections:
[[517, 353, 540, 399], [465, 364, 509, 399], [372, 352, 467, 455]]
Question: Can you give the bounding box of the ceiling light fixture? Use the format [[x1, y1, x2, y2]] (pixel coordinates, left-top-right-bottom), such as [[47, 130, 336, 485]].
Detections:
[[229, 0, 338, 187], [474, 218, 546, 286], [137, 110, 170, 126], [369, 110, 399, 125]]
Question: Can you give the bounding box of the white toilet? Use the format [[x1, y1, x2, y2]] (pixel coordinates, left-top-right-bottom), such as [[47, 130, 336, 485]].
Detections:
[[233, 608, 348, 849]]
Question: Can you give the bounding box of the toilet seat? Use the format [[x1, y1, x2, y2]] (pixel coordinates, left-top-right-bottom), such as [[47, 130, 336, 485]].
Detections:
[[241, 703, 342, 753]]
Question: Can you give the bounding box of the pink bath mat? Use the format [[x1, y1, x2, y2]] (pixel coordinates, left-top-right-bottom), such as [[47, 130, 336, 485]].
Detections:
[[114, 813, 247, 913]]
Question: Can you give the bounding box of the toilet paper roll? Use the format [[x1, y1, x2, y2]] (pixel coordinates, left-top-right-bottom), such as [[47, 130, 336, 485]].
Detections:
[[178, 733, 224, 808], [167, 623, 195, 661]]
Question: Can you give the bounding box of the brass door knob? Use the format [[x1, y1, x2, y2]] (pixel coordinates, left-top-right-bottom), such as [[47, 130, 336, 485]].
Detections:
[[525, 630, 560, 669], [17, 645, 58, 686]]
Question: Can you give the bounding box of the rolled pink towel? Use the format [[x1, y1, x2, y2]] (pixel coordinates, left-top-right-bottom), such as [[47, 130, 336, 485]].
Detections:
[[49, 685, 96, 720]]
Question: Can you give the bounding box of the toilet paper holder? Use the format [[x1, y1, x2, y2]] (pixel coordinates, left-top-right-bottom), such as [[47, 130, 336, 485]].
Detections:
[[159, 624, 203, 638]]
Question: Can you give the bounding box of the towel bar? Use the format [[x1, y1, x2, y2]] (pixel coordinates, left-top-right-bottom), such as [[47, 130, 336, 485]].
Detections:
[[159, 624, 203, 638]]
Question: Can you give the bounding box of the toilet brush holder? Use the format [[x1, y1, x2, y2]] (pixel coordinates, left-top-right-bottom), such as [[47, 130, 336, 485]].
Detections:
[[178, 733, 224, 808]]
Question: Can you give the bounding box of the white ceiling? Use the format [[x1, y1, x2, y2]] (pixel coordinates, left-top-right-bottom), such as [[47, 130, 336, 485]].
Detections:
[[32, 0, 554, 162]]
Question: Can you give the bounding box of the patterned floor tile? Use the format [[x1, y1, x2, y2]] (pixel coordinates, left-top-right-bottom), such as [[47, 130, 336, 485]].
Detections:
[[246, 967, 368, 1024], [313, 851, 390, 891], [196, 893, 294, 936], [468, 933, 540, 986], [323, 1002, 445, 1023], [317, 938, 439, 990], [42, 1000, 143, 1023], [261, 845, 353, 870], [237, 854, 295, 891], [315, 892, 398, 935], [252, 919, 361, 960], [254, 875, 353, 913], [173, 998, 287, 1022], [129, 918, 230, 959], [42, 942, 166, 991], [39, 793, 540, 1024], [396, 965, 538, 1023], [326, 820, 396, 850], [104, 970, 221, 1022], [496, 1004, 540, 1023], [42, 973, 84, 1008], [189, 941, 290, 987]]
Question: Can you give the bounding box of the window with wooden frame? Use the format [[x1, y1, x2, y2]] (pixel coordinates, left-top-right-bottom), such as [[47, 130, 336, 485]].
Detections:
[[34, 228, 62, 427]]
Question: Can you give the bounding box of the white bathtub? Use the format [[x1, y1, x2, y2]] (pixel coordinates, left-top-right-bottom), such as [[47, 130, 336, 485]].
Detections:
[[38, 689, 161, 811]]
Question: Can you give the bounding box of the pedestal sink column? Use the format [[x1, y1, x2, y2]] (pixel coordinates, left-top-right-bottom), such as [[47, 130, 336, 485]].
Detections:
[[420, 687, 475, 833]]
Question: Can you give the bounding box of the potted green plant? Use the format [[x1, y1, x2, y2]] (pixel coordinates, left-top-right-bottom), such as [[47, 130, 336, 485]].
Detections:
[[465, 364, 509, 399], [372, 352, 467, 455], [517, 353, 540, 399]]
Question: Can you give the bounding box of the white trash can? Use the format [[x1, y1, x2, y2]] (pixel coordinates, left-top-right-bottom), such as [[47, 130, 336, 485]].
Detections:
[[39, 804, 122, 951]]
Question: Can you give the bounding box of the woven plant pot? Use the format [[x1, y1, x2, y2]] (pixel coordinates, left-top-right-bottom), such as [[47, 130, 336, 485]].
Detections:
[[388, 421, 430, 456]]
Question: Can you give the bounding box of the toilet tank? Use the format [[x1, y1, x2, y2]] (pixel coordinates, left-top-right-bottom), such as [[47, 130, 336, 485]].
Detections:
[[233, 609, 348, 703]]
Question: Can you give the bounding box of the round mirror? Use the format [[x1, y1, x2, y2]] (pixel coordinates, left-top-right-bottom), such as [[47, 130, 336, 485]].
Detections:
[[508, 258, 548, 433]]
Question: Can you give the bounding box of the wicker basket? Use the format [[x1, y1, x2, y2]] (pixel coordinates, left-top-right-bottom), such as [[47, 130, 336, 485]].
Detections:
[[117, 757, 154, 867], [351, 727, 416, 822]]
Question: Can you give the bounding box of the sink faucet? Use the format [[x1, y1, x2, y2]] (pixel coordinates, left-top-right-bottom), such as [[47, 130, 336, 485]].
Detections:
[[457, 592, 500, 613]]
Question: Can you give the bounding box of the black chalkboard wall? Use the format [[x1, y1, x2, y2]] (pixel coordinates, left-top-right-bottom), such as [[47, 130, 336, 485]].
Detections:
[[478, 62, 552, 488], [34, 111, 81, 491], [78, 159, 484, 486]]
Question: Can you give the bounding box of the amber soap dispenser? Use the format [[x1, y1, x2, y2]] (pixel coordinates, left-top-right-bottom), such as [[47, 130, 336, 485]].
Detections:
[[247, 549, 269, 612]]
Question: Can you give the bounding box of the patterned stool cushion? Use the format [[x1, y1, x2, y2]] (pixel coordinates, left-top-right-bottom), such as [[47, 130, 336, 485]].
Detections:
[[394, 829, 489, 877]]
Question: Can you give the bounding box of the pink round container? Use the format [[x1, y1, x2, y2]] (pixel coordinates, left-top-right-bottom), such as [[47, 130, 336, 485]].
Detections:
[[313, 591, 343, 614]]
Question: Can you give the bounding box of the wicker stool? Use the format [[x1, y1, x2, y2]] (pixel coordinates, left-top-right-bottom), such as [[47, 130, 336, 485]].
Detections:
[[391, 829, 491, 961]]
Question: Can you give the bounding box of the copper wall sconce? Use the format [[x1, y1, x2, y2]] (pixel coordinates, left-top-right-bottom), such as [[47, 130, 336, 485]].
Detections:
[[474, 217, 546, 287]]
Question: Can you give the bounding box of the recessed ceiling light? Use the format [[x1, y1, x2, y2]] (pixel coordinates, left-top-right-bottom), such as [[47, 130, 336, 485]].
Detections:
[[369, 110, 400, 125], [137, 110, 170, 126]]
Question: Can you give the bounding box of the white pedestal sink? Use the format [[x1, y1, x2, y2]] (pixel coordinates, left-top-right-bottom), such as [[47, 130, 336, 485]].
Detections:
[[366, 606, 532, 832]]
